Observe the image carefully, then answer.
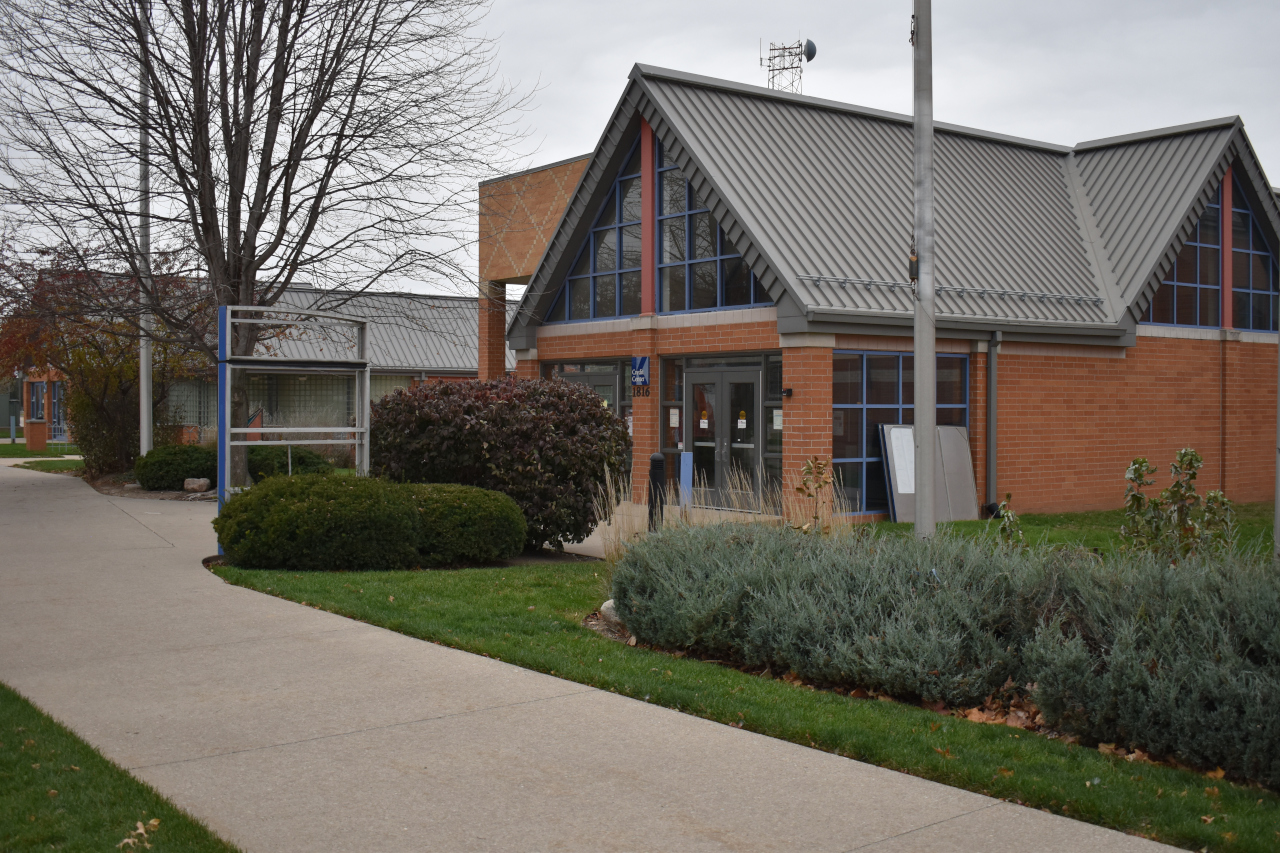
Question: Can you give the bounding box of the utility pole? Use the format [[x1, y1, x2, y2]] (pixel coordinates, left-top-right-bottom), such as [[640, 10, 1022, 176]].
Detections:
[[138, 0, 153, 456], [1275, 335, 1279, 560], [911, 0, 936, 539]]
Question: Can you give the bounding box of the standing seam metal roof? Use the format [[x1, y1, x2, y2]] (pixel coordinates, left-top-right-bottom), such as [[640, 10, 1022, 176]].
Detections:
[[272, 288, 516, 373], [511, 65, 1280, 341]]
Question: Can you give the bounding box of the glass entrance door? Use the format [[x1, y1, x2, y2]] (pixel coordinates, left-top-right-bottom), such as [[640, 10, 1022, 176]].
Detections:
[[685, 369, 760, 505]]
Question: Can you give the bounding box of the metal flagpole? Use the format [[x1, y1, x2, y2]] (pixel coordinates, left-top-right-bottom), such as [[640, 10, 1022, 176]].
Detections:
[[912, 0, 937, 539], [138, 0, 153, 456]]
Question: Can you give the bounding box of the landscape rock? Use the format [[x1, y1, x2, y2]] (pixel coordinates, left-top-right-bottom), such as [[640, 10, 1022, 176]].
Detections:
[[184, 477, 211, 492], [599, 599, 624, 630]]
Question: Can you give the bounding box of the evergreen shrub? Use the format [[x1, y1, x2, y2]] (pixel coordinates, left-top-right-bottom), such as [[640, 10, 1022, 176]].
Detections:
[[247, 445, 333, 481], [213, 474, 420, 571], [134, 443, 216, 490], [611, 524, 1280, 786], [405, 483, 526, 566], [370, 378, 632, 550]]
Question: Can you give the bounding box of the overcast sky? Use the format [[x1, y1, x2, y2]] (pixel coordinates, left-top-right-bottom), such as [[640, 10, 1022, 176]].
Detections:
[[483, 0, 1279, 179]]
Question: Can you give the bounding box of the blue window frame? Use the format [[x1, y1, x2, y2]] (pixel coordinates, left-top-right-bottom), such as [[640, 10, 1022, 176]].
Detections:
[[28, 381, 45, 420], [1230, 176, 1279, 332], [546, 141, 644, 322], [1145, 186, 1221, 327], [656, 142, 771, 312], [832, 352, 968, 513]]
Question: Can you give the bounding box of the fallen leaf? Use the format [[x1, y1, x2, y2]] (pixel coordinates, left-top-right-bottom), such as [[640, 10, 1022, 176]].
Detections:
[[31, 763, 39, 769], [1005, 709, 1031, 729], [1127, 749, 1151, 764], [1098, 742, 1126, 757], [924, 699, 948, 714], [849, 688, 870, 699], [526, 605, 534, 610], [626, 636, 637, 646], [997, 767, 1014, 777], [69, 765, 79, 771], [933, 747, 955, 759], [1205, 786, 1220, 798], [47, 789, 57, 797], [1206, 767, 1226, 780], [1200, 815, 1213, 824], [1222, 831, 1237, 843], [388, 596, 395, 602]]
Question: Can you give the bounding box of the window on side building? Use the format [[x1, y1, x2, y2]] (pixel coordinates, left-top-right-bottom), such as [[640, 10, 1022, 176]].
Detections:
[[1145, 186, 1221, 328], [832, 352, 968, 513], [656, 142, 772, 313], [1230, 176, 1279, 332], [545, 141, 644, 322]]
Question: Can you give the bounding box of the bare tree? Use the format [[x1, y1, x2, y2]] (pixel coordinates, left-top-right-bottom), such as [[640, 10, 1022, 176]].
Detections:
[[0, 0, 525, 361]]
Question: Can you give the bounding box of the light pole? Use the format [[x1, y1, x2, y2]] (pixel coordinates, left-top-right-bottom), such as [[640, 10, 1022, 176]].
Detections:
[[912, 0, 936, 539], [138, 0, 153, 456]]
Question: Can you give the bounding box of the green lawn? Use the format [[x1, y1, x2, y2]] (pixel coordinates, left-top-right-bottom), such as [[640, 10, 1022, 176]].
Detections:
[[874, 500, 1276, 554], [13, 459, 85, 474], [0, 444, 76, 459], [0, 426, 23, 439], [0, 682, 240, 852], [215, 558, 1280, 852]]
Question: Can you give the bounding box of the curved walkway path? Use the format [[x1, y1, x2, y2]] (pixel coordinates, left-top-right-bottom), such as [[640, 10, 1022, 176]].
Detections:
[[0, 464, 1173, 852]]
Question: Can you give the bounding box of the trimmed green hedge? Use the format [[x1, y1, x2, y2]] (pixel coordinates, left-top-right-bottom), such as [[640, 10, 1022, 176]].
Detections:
[[213, 474, 419, 571], [611, 524, 1280, 787], [248, 445, 332, 481], [213, 476, 525, 571], [134, 444, 216, 490], [406, 483, 525, 566]]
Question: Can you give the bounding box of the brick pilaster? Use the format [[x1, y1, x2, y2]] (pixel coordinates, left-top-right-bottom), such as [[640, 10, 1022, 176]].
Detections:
[[781, 345, 833, 488], [478, 281, 508, 380]]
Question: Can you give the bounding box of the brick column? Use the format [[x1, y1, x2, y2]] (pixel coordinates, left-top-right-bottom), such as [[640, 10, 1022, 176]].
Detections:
[[1221, 167, 1234, 329], [640, 119, 656, 316], [514, 350, 539, 380], [780, 341, 833, 489], [628, 329, 660, 503], [478, 281, 508, 380]]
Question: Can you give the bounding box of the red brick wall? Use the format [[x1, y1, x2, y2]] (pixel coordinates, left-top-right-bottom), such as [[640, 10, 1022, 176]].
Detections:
[[781, 346, 833, 482], [994, 336, 1276, 513]]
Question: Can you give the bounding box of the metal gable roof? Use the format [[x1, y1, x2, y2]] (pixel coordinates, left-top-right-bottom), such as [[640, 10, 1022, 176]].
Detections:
[[273, 288, 515, 373], [511, 65, 1279, 343]]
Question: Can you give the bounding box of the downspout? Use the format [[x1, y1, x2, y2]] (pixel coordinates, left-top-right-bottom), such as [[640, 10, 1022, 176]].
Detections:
[[986, 330, 1001, 510]]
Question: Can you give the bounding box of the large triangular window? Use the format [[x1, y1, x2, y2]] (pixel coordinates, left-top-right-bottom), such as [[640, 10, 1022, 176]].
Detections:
[[544, 138, 772, 322], [1229, 176, 1278, 331], [1145, 186, 1221, 327], [656, 142, 769, 312], [545, 142, 643, 322]]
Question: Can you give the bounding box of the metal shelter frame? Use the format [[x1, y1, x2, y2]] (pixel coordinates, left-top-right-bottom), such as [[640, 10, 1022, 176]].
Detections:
[[217, 305, 371, 510]]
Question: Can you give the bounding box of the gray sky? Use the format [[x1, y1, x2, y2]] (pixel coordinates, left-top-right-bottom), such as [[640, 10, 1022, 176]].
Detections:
[[485, 0, 1279, 180]]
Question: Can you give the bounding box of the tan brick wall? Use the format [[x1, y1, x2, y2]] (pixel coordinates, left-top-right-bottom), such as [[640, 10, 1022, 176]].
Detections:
[[479, 157, 590, 284]]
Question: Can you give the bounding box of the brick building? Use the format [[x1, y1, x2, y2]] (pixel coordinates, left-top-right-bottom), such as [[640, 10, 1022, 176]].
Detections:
[[479, 65, 1280, 516]]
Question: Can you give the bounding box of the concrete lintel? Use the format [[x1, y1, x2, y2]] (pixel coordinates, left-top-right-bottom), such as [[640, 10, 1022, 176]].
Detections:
[[779, 332, 836, 349], [515, 348, 538, 361], [1137, 324, 1279, 345]]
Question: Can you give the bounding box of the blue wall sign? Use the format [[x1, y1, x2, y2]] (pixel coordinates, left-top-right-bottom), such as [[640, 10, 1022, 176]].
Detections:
[[631, 356, 650, 386]]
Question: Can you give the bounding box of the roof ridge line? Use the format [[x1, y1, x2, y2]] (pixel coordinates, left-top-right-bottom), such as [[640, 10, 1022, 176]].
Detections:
[[631, 63, 1072, 153], [1074, 117, 1241, 152]]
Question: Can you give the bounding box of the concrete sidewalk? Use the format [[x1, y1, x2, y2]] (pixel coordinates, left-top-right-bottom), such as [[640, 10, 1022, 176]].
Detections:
[[0, 466, 1173, 853]]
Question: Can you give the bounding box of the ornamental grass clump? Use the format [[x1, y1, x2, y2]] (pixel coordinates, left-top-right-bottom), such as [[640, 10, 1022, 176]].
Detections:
[[612, 522, 1280, 786]]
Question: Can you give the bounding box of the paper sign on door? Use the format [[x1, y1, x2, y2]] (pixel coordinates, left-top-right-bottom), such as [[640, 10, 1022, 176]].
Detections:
[[668, 407, 680, 427], [737, 410, 746, 429], [699, 411, 708, 429], [772, 410, 783, 430]]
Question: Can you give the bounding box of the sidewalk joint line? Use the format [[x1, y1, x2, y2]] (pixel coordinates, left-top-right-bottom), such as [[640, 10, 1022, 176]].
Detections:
[[127, 687, 597, 772], [842, 802, 1001, 851]]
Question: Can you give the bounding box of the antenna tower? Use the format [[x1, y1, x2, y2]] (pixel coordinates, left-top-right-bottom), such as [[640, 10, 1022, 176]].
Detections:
[[760, 38, 816, 93]]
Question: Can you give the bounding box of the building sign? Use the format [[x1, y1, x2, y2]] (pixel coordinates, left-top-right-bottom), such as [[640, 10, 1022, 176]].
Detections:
[[630, 356, 649, 386]]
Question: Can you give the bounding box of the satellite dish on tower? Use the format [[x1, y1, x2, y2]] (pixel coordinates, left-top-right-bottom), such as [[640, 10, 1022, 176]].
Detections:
[[761, 37, 817, 93]]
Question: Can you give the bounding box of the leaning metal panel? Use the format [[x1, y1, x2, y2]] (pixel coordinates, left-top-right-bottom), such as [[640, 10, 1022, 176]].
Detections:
[[217, 306, 371, 513]]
